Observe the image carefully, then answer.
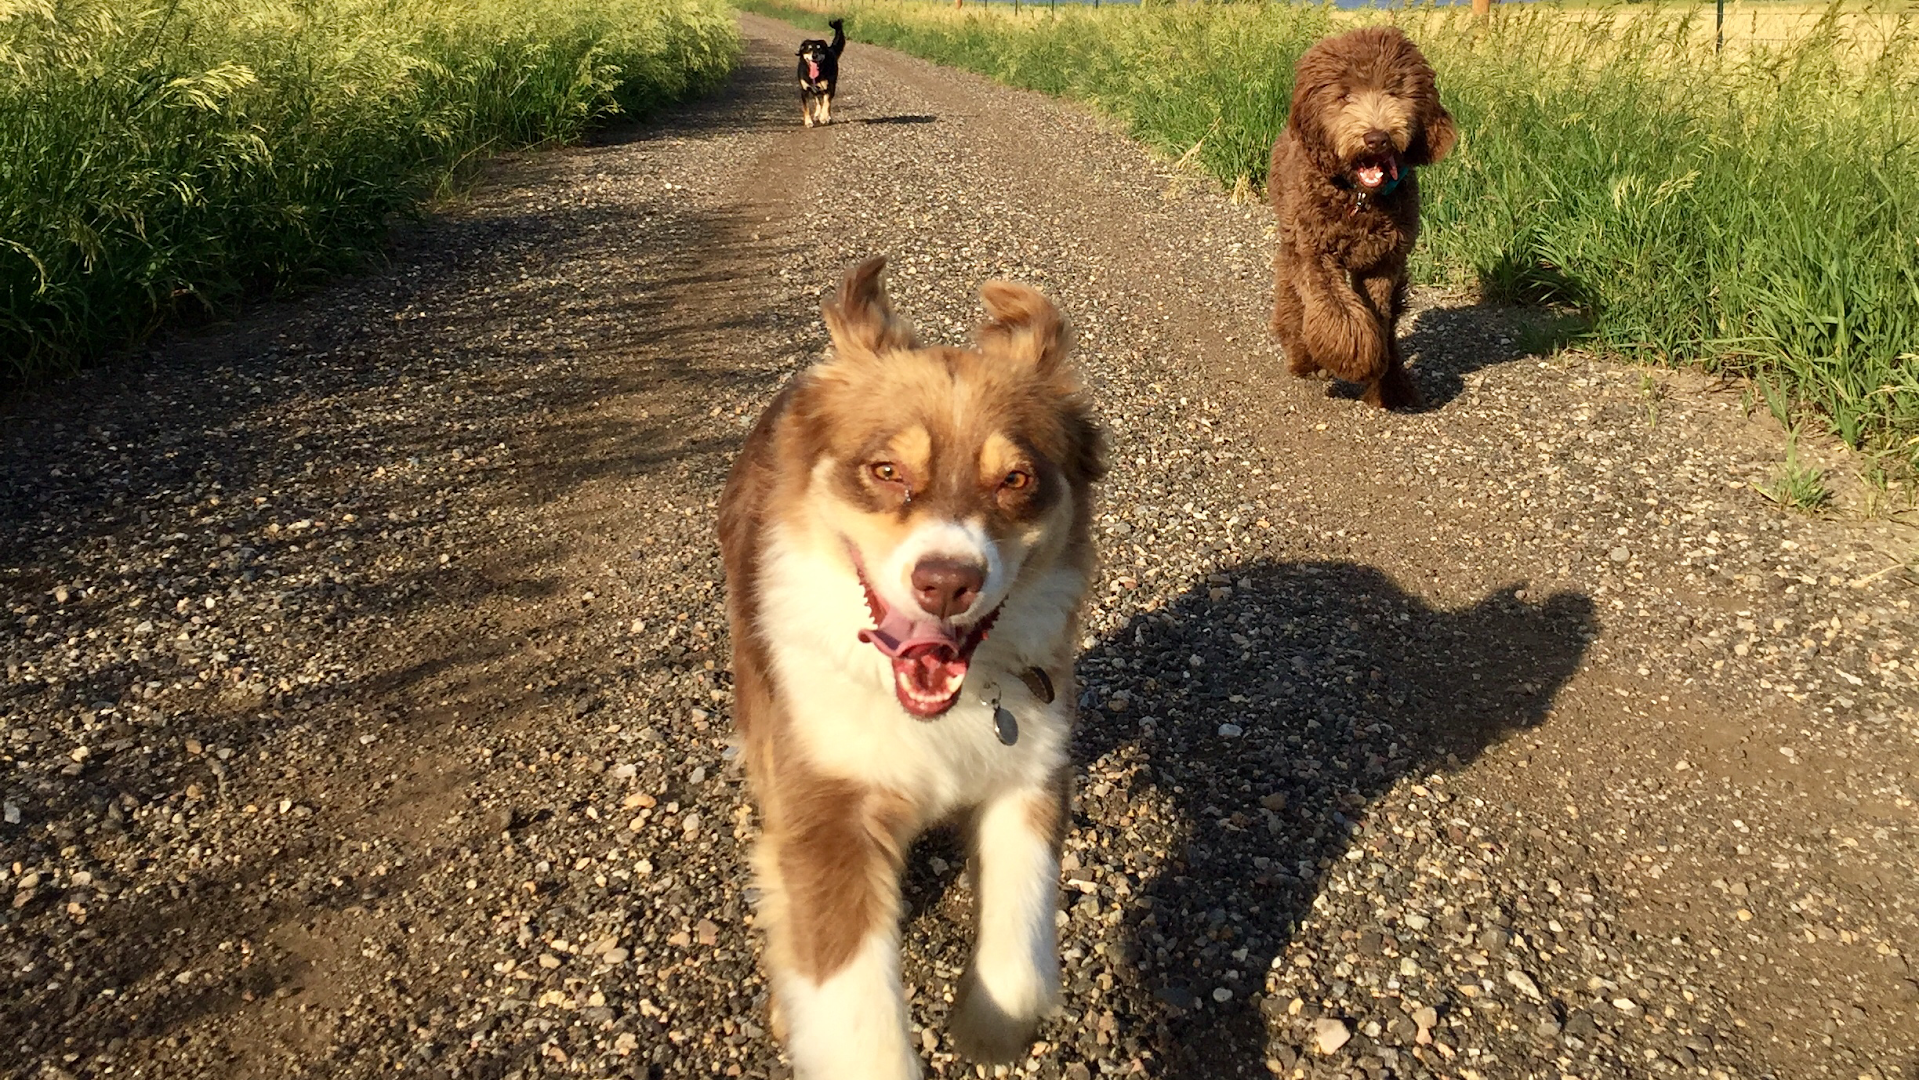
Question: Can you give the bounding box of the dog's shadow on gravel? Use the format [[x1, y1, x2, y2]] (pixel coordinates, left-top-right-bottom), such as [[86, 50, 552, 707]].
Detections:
[[1402, 303, 1585, 411], [1064, 559, 1596, 1078]]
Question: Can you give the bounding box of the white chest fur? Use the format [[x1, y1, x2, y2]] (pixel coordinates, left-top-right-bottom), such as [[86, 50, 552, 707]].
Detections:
[[755, 528, 1079, 817]]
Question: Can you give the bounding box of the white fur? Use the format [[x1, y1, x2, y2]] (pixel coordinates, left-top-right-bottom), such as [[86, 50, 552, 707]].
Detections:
[[777, 927, 921, 1080], [750, 488, 1083, 1072], [874, 517, 1007, 623], [968, 790, 1061, 1022], [756, 520, 1076, 814]]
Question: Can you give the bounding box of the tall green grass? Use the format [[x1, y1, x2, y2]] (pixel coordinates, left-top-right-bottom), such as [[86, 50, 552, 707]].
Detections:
[[0, 0, 738, 378], [745, 0, 1919, 468]]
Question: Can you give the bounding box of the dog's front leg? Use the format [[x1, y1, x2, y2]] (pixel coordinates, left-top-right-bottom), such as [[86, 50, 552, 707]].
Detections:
[[1295, 252, 1390, 386], [1357, 271, 1420, 409], [761, 792, 920, 1080], [952, 781, 1064, 1062]]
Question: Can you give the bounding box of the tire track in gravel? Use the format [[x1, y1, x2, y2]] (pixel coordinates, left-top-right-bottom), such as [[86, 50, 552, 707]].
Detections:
[[2, 15, 1915, 1080]]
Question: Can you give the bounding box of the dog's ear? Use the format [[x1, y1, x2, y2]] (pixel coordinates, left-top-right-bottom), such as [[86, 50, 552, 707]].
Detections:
[[977, 281, 1070, 373], [1286, 60, 1346, 178], [1412, 100, 1457, 166], [821, 256, 918, 361]]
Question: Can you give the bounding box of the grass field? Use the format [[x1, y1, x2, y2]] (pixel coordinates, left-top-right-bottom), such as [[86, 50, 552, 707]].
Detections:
[[0, 0, 738, 380], [747, 0, 1919, 471]]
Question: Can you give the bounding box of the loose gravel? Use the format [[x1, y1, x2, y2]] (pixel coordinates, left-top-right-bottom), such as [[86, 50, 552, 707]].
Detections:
[[3, 16, 1915, 1080]]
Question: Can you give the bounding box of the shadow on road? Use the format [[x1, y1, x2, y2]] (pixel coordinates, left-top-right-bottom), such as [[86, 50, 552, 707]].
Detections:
[[0, 39, 814, 1070], [1401, 302, 1585, 411], [1061, 559, 1596, 1077]]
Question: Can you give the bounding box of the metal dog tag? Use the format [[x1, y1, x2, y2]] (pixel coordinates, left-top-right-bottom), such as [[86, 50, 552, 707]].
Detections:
[[993, 705, 1020, 746], [982, 684, 1019, 746], [1018, 666, 1054, 704]]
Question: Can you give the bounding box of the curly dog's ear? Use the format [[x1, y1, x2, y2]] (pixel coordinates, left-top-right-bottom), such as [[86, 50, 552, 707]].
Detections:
[[1397, 30, 1456, 166], [1411, 99, 1457, 166], [1287, 51, 1348, 178]]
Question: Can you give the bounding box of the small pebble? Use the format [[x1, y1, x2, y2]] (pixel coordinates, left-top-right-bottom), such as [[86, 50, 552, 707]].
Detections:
[[1311, 1018, 1351, 1055]]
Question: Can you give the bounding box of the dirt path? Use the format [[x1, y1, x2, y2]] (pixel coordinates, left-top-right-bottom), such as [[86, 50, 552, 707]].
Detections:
[[3, 15, 1915, 1080]]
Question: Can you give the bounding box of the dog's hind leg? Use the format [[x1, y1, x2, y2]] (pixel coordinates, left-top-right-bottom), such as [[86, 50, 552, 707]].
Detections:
[[952, 781, 1064, 1063], [1271, 250, 1318, 377], [760, 785, 920, 1079]]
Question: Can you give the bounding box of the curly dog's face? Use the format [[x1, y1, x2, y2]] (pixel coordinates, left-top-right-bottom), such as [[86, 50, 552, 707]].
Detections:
[[1289, 27, 1456, 194]]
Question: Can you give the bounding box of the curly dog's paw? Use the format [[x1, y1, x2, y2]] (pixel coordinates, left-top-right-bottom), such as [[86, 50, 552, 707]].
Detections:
[[1364, 364, 1422, 410]]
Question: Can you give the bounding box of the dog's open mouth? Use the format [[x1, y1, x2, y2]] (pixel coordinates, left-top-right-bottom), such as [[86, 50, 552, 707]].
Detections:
[[1352, 153, 1401, 192], [806, 59, 820, 81], [853, 561, 997, 719]]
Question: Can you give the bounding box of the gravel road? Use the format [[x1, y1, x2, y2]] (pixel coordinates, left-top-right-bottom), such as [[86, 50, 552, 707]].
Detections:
[[4, 15, 1916, 1080]]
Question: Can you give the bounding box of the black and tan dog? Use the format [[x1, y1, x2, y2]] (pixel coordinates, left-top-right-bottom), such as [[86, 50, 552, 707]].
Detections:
[[796, 18, 846, 127]]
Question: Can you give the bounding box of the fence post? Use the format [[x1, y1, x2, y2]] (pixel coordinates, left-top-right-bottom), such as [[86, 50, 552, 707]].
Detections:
[[1472, 0, 1493, 20], [1715, 0, 1725, 52]]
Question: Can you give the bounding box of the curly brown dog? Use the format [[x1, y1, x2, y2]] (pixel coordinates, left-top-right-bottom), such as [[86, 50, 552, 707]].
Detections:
[[1269, 26, 1455, 410]]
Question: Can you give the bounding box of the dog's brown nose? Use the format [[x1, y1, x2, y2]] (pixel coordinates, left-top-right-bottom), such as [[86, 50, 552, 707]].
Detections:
[[911, 558, 984, 618], [1363, 130, 1393, 154]]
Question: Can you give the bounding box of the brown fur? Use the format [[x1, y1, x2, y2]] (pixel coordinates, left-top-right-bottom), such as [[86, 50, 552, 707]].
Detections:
[[1269, 26, 1456, 410]]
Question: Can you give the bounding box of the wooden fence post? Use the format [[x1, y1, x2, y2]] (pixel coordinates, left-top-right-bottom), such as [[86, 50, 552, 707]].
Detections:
[[1472, 0, 1493, 19]]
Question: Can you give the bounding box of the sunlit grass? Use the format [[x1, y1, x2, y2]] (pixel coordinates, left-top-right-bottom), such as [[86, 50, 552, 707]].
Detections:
[[1762, 434, 1832, 512], [0, 0, 739, 377]]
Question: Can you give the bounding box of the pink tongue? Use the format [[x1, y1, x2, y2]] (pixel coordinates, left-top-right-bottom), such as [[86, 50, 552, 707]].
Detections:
[[807, 60, 819, 80], [858, 606, 959, 659], [859, 609, 969, 717]]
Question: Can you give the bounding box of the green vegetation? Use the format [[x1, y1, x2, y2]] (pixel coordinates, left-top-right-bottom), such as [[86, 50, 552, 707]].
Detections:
[[745, 0, 1919, 468], [1764, 434, 1831, 512], [1, 0, 737, 377]]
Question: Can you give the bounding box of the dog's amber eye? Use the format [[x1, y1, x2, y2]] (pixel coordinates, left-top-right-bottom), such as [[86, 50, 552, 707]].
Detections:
[[1002, 469, 1033, 491], [870, 462, 901, 483]]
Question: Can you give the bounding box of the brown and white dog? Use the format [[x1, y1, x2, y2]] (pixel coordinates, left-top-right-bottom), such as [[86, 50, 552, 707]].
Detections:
[[718, 257, 1104, 1077]]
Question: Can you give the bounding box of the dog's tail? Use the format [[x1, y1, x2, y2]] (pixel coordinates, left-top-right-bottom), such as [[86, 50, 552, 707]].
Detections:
[[828, 18, 846, 56]]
